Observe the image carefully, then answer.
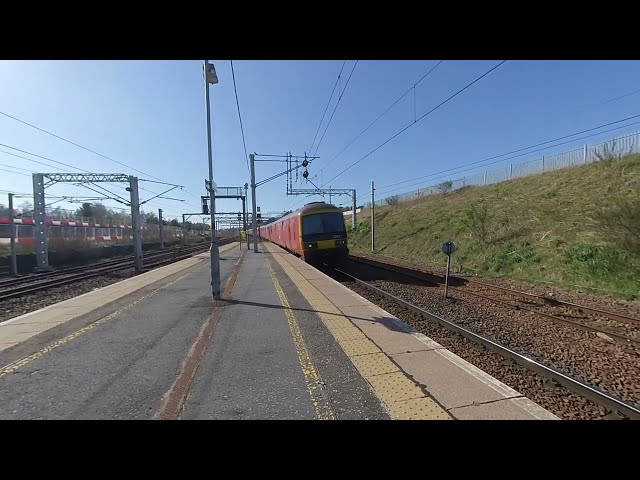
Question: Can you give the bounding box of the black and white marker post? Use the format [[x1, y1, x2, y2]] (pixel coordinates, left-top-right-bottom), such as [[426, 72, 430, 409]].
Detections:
[[441, 241, 456, 299]]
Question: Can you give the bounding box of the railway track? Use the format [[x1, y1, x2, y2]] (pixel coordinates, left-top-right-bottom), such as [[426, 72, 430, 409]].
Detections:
[[329, 263, 640, 420], [0, 245, 190, 289], [348, 254, 640, 347], [0, 240, 232, 301]]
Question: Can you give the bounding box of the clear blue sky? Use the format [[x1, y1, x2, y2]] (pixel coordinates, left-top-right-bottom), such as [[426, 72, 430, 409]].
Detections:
[[1, 60, 640, 222]]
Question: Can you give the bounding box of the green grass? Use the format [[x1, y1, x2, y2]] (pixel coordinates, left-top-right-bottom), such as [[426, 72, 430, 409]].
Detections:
[[348, 154, 640, 299]]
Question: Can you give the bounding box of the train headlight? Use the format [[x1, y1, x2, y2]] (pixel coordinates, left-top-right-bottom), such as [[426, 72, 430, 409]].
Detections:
[[305, 242, 317, 249]]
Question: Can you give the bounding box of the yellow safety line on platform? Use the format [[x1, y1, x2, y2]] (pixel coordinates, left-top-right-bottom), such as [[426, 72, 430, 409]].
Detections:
[[265, 258, 335, 420], [0, 262, 209, 380], [264, 242, 451, 420]]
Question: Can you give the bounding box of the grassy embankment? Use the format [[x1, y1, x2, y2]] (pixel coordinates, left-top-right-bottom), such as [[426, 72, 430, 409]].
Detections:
[[347, 154, 640, 299]]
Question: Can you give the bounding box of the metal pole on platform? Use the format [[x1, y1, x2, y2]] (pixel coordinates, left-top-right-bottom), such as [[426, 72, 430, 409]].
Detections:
[[158, 208, 164, 249], [244, 182, 249, 249], [371, 180, 375, 253], [8, 193, 17, 276], [352, 189, 356, 229], [182, 214, 186, 245], [33, 173, 50, 271], [250, 153, 258, 253], [204, 59, 220, 299], [128, 176, 143, 272]]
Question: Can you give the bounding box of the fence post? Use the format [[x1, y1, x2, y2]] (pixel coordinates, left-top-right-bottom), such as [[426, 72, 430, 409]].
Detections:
[[483, 171, 487, 185], [509, 164, 513, 180], [584, 144, 588, 163], [542, 155, 545, 171]]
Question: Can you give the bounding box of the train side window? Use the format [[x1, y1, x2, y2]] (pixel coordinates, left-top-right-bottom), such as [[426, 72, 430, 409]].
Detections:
[[18, 225, 34, 238], [0, 224, 10, 238], [77, 227, 86, 238]]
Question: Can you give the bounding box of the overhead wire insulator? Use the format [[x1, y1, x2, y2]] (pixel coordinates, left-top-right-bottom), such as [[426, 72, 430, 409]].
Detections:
[[303, 170, 309, 179]]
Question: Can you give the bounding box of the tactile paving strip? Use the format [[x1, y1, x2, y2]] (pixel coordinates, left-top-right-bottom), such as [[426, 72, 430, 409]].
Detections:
[[340, 338, 383, 356], [395, 397, 452, 420], [265, 243, 452, 420], [350, 353, 401, 377], [367, 372, 426, 404]]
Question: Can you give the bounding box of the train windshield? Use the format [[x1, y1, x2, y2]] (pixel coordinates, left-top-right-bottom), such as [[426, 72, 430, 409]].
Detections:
[[302, 212, 345, 237]]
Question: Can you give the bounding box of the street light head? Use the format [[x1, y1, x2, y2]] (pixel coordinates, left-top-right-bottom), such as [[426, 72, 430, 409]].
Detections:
[[205, 62, 219, 84]]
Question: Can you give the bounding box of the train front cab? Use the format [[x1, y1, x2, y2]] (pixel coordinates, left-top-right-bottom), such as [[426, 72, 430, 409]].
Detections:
[[299, 207, 348, 266]]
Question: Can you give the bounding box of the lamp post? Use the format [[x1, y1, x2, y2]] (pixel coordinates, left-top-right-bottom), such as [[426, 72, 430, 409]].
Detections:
[[204, 60, 220, 299]]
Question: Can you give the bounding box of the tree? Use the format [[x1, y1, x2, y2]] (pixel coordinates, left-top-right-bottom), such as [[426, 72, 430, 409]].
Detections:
[[48, 206, 65, 220], [437, 180, 453, 194], [385, 195, 400, 206], [143, 212, 159, 225], [77, 202, 93, 218], [170, 219, 180, 227], [91, 203, 109, 221], [18, 201, 33, 215]]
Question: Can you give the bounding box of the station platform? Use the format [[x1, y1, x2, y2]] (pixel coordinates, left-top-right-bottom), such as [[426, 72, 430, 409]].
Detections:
[[0, 239, 558, 420]]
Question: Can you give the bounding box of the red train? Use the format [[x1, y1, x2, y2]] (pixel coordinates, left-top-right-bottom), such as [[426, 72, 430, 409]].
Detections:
[[0, 217, 182, 245], [259, 202, 349, 264]]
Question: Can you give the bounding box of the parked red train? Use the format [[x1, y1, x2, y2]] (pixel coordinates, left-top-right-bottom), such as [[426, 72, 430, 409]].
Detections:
[[259, 202, 348, 264], [0, 217, 182, 245]]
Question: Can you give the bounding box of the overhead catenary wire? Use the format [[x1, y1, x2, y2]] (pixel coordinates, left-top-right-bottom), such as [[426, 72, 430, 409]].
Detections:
[[0, 142, 193, 214], [0, 148, 69, 172], [0, 167, 30, 177], [0, 110, 203, 201], [359, 118, 640, 201], [0, 110, 166, 181], [308, 61, 347, 154], [0, 162, 36, 174], [312, 60, 359, 157], [375, 112, 640, 193], [0, 143, 91, 173], [230, 60, 251, 176], [0, 142, 182, 198], [316, 60, 444, 180], [322, 60, 509, 187]]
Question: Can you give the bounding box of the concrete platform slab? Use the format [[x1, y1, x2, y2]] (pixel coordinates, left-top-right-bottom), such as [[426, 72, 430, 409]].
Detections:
[[358, 324, 440, 354], [323, 292, 369, 308], [264, 240, 559, 420], [0, 242, 238, 353], [395, 397, 452, 420], [450, 397, 558, 420], [390, 349, 516, 410], [0, 238, 559, 420]]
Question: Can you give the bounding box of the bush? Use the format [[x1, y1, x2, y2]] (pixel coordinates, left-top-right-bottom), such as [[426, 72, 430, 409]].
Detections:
[[594, 139, 634, 163], [484, 242, 540, 273], [592, 197, 640, 255], [463, 201, 492, 243], [438, 180, 453, 193], [385, 195, 400, 206], [563, 244, 624, 278]]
